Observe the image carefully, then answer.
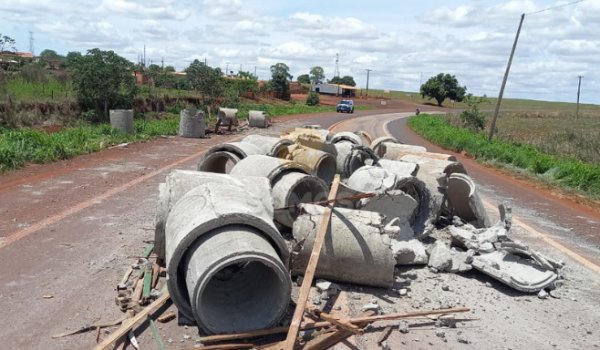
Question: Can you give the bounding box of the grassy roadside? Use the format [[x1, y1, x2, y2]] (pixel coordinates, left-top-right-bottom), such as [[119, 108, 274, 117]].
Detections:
[[407, 114, 600, 200]]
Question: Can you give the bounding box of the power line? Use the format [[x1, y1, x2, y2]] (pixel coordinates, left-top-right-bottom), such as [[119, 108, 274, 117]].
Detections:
[[526, 0, 586, 15], [523, 18, 556, 73]]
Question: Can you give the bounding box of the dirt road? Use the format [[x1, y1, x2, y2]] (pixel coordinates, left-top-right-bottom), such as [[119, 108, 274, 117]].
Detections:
[[1, 110, 599, 350]]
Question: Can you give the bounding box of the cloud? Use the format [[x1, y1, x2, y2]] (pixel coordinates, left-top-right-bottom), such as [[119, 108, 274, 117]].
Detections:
[[97, 0, 190, 20], [141, 20, 178, 41], [36, 19, 133, 49], [289, 12, 378, 40], [184, 19, 267, 46], [202, 0, 254, 19]]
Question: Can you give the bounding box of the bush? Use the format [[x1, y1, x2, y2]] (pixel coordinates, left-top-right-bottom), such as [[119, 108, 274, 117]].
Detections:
[[460, 108, 486, 131], [306, 92, 320, 106]]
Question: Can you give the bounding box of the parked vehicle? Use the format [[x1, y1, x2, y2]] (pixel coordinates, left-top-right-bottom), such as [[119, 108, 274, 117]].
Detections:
[[416, 108, 420, 115], [336, 99, 355, 113]]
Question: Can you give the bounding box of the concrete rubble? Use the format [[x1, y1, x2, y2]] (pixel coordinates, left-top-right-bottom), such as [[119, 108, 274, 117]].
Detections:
[[154, 125, 567, 335]]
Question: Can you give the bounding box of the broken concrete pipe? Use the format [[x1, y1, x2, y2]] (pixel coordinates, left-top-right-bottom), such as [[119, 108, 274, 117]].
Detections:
[[334, 143, 379, 179], [398, 151, 458, 162], [280, 144, 337, 185], [197, 142, 262, 173], [154, 183, 168, 262], [109, 109, 134, 134], [241, 135, 282, 156], [400, 154, 466, 179], [370, 136, 398, 157], [164, 176, 291, 334], [330, 131, 363, 146], [248, 110, 268, 128], [381, 143, 427, 160], [215, 107, 239, 132], [179, 109, 206, 138], [447, 173, 491, 228], [230, 155, 328, 227], [292, 204, 396, 288], [378, 159, 419, 177]]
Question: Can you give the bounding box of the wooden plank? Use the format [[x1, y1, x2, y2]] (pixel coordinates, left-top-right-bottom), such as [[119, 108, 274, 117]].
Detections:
[[376, 326, 392, 345], [307, 307, 362, 334], [93, 292, 170, 350], [172, 344, 254, 350], [283, 174, 341, 350], [132, 276, 144, 303], [157, 312, 176, 323], [141, 243, 155, 258], [197, 321, 331, 344], [349, 307, 470, 324], [304, 310, 375, 350], [148, 317, 166, 350], [151, 262, 160, 288], [142, 263, 153, 300], [118, 266, 133, 287]]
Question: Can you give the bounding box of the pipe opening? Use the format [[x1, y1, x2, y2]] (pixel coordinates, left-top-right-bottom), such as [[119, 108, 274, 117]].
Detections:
[[198, 152, 240, 173], [315, 155, 337, 185]]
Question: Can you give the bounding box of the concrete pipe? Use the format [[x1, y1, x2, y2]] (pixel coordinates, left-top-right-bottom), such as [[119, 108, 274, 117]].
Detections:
[[370, 136, 398, 157], [272, 172, 329, 228], [283, 144, 337, 185], [241, 135, 281, 156], [334, 143, 379, 179], [197, 142, 262, 173], [184, 225, 291, 334], [302, 124, 323, 129], [406, 173, 443, 239], [399, 152, 457, 162], [179, 109, 206, 138], [347, 165, 398, 194], [400, 154, 466, 178], [381, 143, 427, 160], [378, 159, 419, 177], [109, 109, 134, 134], [216, 107, 239, 132], [330, 131, 362, 146], [292, 204, 396, 288], [154, 183, 168, 262], [280, 128, 327, 149], [230, 155, 310, 182], [248, 110, 268, 128], [165, 180, 290, 332], [447, 173, 491, 228]]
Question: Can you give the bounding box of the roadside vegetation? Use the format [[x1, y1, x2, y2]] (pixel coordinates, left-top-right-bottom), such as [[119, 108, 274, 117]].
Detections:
[[408, 113, 600, 200]]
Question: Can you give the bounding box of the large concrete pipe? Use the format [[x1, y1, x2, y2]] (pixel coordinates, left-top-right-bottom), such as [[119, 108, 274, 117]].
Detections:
[[241, 135, 281, 156], [154, 183, 168, 262], [399, 152, 458, 162], [197, 142, 262, 173], [378, 159, 419, 177], [400, 154, 466, 178], [179, 109, 206, 138], [230, 154, 310, 181], [334, 143, 379, 179], [248, 110, 268, 128], [447, 173, 491, 228], [370, 136, 398, 157], [292, 204, 396, 288], [165, 179, 290, 334], [271, 172, 329, 227], [347, 166, 398, 194], [109, 109, 134, 134], [282, 144, 337, 185], [330, 131, 362, 146], [215, 107, 238, 132], [381, 143, 427, 160]]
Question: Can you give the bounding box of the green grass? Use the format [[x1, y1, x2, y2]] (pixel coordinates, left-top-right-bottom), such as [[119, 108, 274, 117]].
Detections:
[[408, 114, 600, 199], [235, 103, 372, 118], [1, 77, 74, 102], [0, 115, 180, 172]]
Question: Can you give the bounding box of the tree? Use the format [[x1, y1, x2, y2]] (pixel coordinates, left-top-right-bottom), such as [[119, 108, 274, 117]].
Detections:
[[297, 74, 310, 84], [67, 48, 138, 120], [149, 63, 162, 72], [185, 59, 226, 99], [306, 91, 320, 106], [269, 63, 291, 100], [309, 66, 325, 85], [341, 76, 356, 86], [39, 49, 60, 59], [164, 65, 176, 72], [0, 33, 16, 52], [420, 73, 467, 106], [329, 76, 343, 85]]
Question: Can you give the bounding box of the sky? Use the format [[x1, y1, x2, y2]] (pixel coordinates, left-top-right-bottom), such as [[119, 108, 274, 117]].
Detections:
[[1, 0, 599, 104]]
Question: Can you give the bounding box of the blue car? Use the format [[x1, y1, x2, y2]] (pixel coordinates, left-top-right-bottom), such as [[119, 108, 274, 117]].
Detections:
[[336, 99, 354, 113]]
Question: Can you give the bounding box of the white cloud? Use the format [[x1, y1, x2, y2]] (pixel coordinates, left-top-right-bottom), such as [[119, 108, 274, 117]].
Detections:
[[36, 19, 133, 49], [97, 0, 190, 20], [289, 12, 378, 39]]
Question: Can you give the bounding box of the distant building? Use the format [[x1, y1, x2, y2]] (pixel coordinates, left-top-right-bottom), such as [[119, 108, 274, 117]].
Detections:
[[312, 83, 360, 97], [0, 51, 34, 59]]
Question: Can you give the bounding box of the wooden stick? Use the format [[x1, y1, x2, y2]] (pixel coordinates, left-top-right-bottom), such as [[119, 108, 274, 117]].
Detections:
[[151, 262, 160, 289], [95, 325, 101, 343], [93, 292, 170, 350], [52, 310, 135, 339], [172, 344, 255, 350], [283, 174, 341, 350], [376, 326, 392, 345], [349, 307, 470, 324], [141, 243, 155, 258], [157, 312, 176, 323], [132, 276, 144, 302], [119, 266, 133, 287], [274, 192, 374, 211], [142, 263, 153, 301], [304, 310, 376, 350], [308, 307, 362, 335]]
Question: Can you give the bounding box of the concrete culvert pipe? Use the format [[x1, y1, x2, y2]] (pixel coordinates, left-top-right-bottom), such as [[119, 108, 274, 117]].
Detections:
[[381, 143, 427, 160], [334, 143, 379, 179], [184, 225, 291, 334], [154, 183, 168, 262], [230, 155, 310, 182], [241, 135, 281, 156], [378, 159, 419, 177], [272, 171, 329, 228], [400, 154, 466, 178], [216, 107, 239, 132], [179, 109, 206, 138], [248, 110, 268, 128], [109, 109, 134, 134], [165, 180, 289, 331], [330, 131, 362, 146], [197, 142, 262, 173], [370, 136, 398, 157], [347, 166, 398, 194], [302, 124, 323, 129], [284, 144, 337, 185]]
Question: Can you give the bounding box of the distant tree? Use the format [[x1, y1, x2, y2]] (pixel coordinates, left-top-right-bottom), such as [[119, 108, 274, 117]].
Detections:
[[309, 66, 325, 85], [39, 49, 61, 59], [67, 48, 138, 120], [297, 74, 310, 84], [185, 59, 226, 99], [164, 65, 176, 72], [149, 63, 162, 72], [0, 33, 16, 52], [269, 63, 292, 100], [341, 76, 356, 86], [328, 76, 343, 84], [420, 73, 467, 106], [306, 91, 320, 106]]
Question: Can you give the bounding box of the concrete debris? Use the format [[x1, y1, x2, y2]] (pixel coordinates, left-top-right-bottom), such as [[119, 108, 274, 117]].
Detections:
[[362, 302, 382, 314], [398, 320, 410, 334], [400, 154, 466, 179], [392, 239, 428, 265], [378, 159, 419, 177], [538, 289, 549, 299], [359, 190, 418, 224], [381, 142, 427, 160], [427, 241, 453, 272], [370, 136, 398, 157], [347, 166, 398, 194], [334, 143, 379, 178], [456, 331, 470, 344], [435, 328, 446, 338], [315, 280, 340, 296], [447, 173, 491, 228], [399, 289, 408, 296], [292, 204, 396, 288], [330, 131, 363, 146]]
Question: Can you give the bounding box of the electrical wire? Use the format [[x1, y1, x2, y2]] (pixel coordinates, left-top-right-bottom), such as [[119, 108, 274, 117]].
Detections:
[[524, 18, 556, 73], [526, 0, 586, 15]]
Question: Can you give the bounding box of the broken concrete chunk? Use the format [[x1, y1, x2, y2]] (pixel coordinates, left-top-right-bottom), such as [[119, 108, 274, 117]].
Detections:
[[362, 303, 382, 314], [448, 250, 473, 273], [392, 239, 428, 265], [385, 219, 415, 241], [347, 166, 397, 194], [400, 154, 466, 178], [292, 204, 396, 288], [447, 173, 491, 228], [381, 143, 427, 160], [398, 320, 410, 334], [358, 190, 418, 224], [478, 242, 495, 254], [427, 241, 453, 272], [449, 226, 479, 250], [471, 251, 558, 292], [316, 280, 340, 296], [377, 159, 419, 177], [370, 136, 398, 157]]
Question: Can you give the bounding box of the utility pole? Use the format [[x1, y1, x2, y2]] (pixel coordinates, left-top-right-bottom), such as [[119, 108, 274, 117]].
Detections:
[[420, 72, 423, 86], [205, 58, 207, 66], [226, 62, 229, 76], [29, 31, 35, 56], [240, 64, 242, 74], [488, 13, 525, 141], [576, 75, 583, 119], [254, 66, 257, 78], [365, 69, 372, 96], [161, 57, 164, 69]]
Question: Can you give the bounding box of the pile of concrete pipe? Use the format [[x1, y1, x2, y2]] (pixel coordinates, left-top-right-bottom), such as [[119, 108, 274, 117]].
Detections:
[[154, 125, 565, 334]]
